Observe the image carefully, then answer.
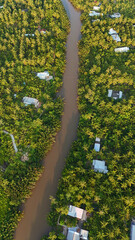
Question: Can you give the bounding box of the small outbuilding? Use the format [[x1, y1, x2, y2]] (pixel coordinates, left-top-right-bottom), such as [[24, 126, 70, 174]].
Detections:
[[92, 19, 100, 22], [131, 219, 135, 240], [109, 28, 121, 42], [22, 97, 40, 108], [92, 160, 108, 173], [94, 137, 101, 152], [36, 71, 53, 80], [93, 6, 100, 11], [109, 13, 121, 18], [108, 90, 123, 100], [0, 5, 3, 8], [25, 33, 35, 37], [89, 11, 103, 16], [67, 227, 88, 240], [115, 47, 129, 53]]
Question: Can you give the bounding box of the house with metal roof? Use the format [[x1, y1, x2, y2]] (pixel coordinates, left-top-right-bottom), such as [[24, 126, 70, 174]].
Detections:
[[67, 227, 88, 240], [36, 71, 53, 80], [109, 28, 121, 42], [94, 137, 101, 152], [25, 34, 35, 37], [131, 219, 135, 240], [109, 13, 121, 18], [89, 11, 103, 17], [92, 160, 108, 173], [108, 90, 123, 100], [22, 97, 40, 108], [115, 47, 129, 53], [92, 19, 100, 22], [68, 205, 88, 221], [93, 6, 100, 11]]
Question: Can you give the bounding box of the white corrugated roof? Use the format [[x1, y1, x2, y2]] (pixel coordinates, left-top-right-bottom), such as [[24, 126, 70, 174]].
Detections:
[[37, 71, 49, 79], [68, 205, 84, 219], [110, 13, 121, 18], [109, 28, 121, 42], [95, 137, 100, 142], [80, 229, 88, 239], [25, 34, 35, 37], [115, 47, 129, 53], [93, 160, 108, 173], [89, 11, 103, 16], [94, 143, 100, 152], [108, 89, 113, 97], [93, 6, 100, 11], [67, 230, 79, 240], [23, 97, 39, 107], [131, 223, 135, 240]]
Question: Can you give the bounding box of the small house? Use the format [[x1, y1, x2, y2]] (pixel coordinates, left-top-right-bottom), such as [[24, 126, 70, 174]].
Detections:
[[109, 28, 121, 42], [109, 13, 121, 18], [67, 227, 88, 240], [0, 6, 3, 8], [25, 34, 35, 37], [68, 205, 88, 221], [36, 71, 53, 80], [92, 19, 100, 22], [115, 47, 129, 53], [92, 160, 108, 173], [131, 219, 135, 240], [89, 11, 103, 17], [38, 25, 46, 34], [94, 137, 100, 152], [22, 97, 40, 108], [93, 6, 100, 11], [108, 90, 123, 100], [40, 29, 46, 34]]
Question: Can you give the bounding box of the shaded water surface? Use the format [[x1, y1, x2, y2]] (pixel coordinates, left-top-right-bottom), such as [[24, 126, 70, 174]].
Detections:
[[14, 1, 81, 239]]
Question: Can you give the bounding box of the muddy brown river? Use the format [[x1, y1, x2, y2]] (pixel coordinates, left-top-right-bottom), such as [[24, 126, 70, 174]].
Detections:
[[14, 1, 81, 239]]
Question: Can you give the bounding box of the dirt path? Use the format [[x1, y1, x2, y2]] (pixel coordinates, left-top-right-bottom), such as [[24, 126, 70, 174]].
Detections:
[[14, 1, 81, 239]]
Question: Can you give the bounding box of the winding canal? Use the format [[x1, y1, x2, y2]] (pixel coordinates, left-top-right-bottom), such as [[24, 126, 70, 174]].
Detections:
[[14, 1, 81, 239]]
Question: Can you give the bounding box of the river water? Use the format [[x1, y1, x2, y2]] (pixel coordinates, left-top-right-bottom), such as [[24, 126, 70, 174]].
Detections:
[[14, 1, 81, 239]]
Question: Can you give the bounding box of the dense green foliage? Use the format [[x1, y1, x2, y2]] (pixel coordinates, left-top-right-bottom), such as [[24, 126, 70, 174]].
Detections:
[[0, 0, 69, 239], [47, 0, 135, 240]]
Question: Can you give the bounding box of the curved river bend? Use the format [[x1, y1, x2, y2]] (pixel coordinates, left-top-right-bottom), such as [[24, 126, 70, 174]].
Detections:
[[15, 1, 81, 239]]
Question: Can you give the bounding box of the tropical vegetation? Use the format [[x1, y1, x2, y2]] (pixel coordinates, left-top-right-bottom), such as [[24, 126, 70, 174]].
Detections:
[[0, 0, 69, 239]]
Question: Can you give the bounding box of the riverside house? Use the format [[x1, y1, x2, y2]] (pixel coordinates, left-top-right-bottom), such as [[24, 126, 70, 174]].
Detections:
[[109, 28, 121, 42], [67, 227, 88, 240], [89, 11, 103, 17], [92, 160, 108, 173], [36, 71, 53, 80], [115, 47, 129, 53], [108, 90, 123, 100], [109, 13, 121, 18], [22, 97, 40, 108], [68, 205, 88, 221]]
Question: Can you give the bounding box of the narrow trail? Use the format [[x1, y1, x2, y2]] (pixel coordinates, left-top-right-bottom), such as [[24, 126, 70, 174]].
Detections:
[[14, 1, 81, 239]]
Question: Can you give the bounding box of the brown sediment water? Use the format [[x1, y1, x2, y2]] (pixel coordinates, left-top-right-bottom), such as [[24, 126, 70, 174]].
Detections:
[[14, 0, 81, 239]]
